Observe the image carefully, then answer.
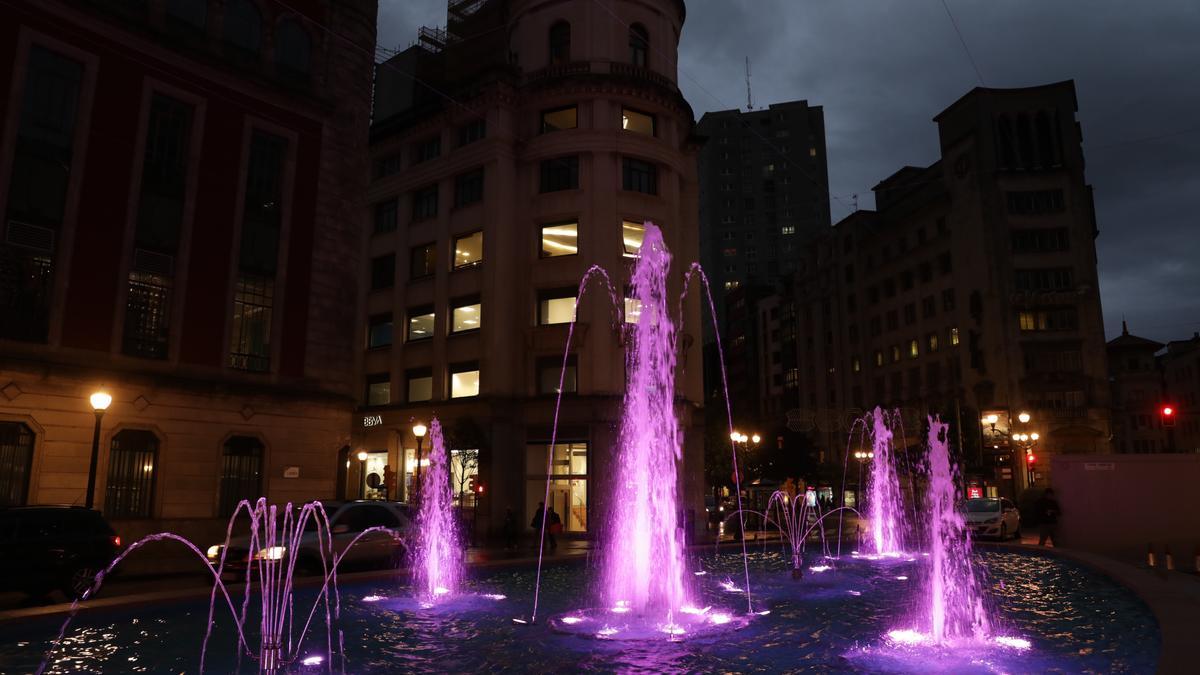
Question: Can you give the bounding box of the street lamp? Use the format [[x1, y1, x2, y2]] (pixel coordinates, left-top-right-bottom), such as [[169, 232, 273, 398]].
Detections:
[[412, 422, 428, 503], [85, 391, 112, 509], [357, 450, 369, 499], [1017, 411, 1031, 424]]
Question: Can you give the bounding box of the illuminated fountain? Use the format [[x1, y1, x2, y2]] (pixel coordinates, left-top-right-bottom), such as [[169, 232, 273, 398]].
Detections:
[[544, 223, 748, 639], [412, 418, 463, 604], [865, 407, 905, 556]]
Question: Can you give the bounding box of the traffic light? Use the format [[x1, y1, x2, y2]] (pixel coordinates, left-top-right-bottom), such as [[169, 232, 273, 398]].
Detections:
[[1161, 405, 1176, 428], [1026, 453, 1036, 464]]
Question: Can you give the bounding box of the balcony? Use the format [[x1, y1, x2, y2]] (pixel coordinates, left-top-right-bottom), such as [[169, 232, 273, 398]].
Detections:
[[608, 62, 676, 91]]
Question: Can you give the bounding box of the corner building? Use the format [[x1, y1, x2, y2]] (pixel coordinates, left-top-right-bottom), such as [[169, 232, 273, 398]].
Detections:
[[362, 0, 705, 541], [0, 0, 377, 542]]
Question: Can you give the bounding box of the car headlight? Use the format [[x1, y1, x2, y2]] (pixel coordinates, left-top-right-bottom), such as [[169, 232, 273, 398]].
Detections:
[[254, 546, 287, 561], [206, 545, 222, 560]]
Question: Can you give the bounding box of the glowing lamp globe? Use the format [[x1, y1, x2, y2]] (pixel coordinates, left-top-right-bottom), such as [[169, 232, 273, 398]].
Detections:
[[90, 391, 113, 412]]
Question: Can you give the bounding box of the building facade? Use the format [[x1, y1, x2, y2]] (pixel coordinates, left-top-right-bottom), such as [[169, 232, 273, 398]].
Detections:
[[1106, 323, 1167, 454], [359, 0, 705, 539], [0, 0, 376, 541], [761, 82, 1112, 497], [1159, 332, 1200, 453]]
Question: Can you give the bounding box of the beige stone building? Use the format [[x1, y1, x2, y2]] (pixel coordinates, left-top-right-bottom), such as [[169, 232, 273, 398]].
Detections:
[[0, 0, 377, 542], [360, 0, 705, 539], [765, 82, 1111, 498]]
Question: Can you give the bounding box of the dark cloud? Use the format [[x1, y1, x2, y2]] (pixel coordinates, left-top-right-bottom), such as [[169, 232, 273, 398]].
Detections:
[[377, 0, 1200, 343]]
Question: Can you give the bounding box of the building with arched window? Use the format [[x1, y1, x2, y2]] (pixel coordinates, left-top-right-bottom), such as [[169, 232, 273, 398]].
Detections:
[[0, 0, 377, 543], [365, 0, 703, 540]]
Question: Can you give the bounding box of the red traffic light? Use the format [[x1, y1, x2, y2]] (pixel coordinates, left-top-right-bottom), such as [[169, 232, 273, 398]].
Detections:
[[1162, 405, 1177, 427], [1026, 453, 1036, 464], [1162, 406, 1175, 416]]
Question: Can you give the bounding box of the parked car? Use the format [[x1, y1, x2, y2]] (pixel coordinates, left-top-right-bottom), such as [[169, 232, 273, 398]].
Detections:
[[206, 501, 412, 578], [962, 497, 1020, 540], [0, 506, 122, 599]]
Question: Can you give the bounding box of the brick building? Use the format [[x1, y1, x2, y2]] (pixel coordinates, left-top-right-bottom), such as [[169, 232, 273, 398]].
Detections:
[[0, 0, 377, 541]]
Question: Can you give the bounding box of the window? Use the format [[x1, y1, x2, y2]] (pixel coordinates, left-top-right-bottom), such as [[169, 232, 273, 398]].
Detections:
[[453, 231, 483, 268], [624, 295, 642, 324], [541, 221, 578, 257], [412, 184, 438, 220], [1011, 228, 1069, 253], [540, 156, 579, 192], [1014, 268, 1073, 291], [458, 118, 486, 146], [904, 303, 916, 325], [218, 436, 263, 517], [165, 0, 206, 30], [886, 311, 898, 331], [1018, 308, 1079, 331], [950, 327, 960, 346], [1024, 349, 1083, 373], [454, 168, 484, 207], [781, 225, 795, 235], [375, 153, 401, 179], [366, 373, 390, 406], [222, 0, 262, 56], [413, 136, 441, 163], [367, 313, 392, 348], [105, 430, 158, 519], [723, 248, 737, 257], [274, 18, 312, 83], [629, 24, 648, 66], [539, 289, 576, 325], [852, 357, 862, 373], [891, 345, 901, 363], [374, 199, 397, 233], [451, 297, 481, 333], [942, 289, 955, 311], [228, 274, 273, 372], [1006, 189, 1065, 215], [362, 255, 394, 294], [938, 252, 952, 275], [928, 333, 940, 352], [123, 271, 172, 360], [541, 106, 577, 133], [622, 158, 656, 194], [0, 422, 35, 506], [909, 339, 919, 358], [549, 21, 570, 64], [919, 262, 932, 283], [874, 350, 884, 367], [409, 242, 435, 279], [450, 362, 480, 398], [901, 270, 914, 290], [407, 368, 433, 403], [538, 355, 578, 394], [407, 306, 435, 341], [525, 442, 588, 532], [922, 296, 936, 318], [616, 220, 646, 258], [622, 108, 655, 135]]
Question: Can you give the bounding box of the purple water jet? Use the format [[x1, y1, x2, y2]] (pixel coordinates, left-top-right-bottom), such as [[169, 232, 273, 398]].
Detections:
[[601, 224, 688, 617], [866, 407, 904, 555], [413, 418, 463, 602]]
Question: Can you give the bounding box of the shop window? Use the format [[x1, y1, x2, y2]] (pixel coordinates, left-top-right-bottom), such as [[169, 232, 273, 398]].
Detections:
[[450, 362, 480, 398], [105, 430, 158, 519], [453, 231, 483, 268], [525, 442, 588, 532], [0, 422, 35, 506], [540, 221, 578, 257], [218, 436, 263, 517]]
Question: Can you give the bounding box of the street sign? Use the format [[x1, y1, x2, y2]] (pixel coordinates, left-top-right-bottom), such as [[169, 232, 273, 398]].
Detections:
[[1084, 462, 1115, 471]]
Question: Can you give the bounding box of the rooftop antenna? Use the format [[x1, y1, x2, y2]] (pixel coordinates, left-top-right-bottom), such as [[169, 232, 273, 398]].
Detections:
[[745, 56, 754, 110]]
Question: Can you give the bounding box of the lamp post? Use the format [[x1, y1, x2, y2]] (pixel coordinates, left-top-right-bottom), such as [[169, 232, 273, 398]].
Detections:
[[85, 391, 112, 509], [853, 450, 873, 507], [412, 422, 427, 503], [357, 450, 368, 500], [1010, 411, 1038, 491]]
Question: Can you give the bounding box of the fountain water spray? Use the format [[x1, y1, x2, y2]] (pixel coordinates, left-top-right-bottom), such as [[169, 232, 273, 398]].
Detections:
[[413, 418, 463, 602], [866, 407, 905, 555]]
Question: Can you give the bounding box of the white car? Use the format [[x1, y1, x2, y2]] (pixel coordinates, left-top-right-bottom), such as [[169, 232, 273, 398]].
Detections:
[[962, 497, 1020, 540], [206, 500, 412, 578]]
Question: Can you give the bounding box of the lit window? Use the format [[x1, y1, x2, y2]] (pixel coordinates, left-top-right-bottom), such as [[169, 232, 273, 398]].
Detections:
[[622, 220, 645, 257], [541, 106, 577, 133], [407, 307, 435, 341], [453, 231, 483, 269], [105, 430, 159, 519], [928, 333, 939, 352], [723, 280, 740, 291], [451, 298, 481, 333], [450, 363, 480, 398], [781, 225, 795, 235], [891, 345, 901, 363], [539, 290, 576, 325], [624, 296, 642, 324], [366, 374, 390, 406], [950, 327, 960, 346], [723, 248, 738, 257], [621, 108, 655, 135], [809, 147, 817, 157], [407, 368, 432, 403], [541, 221, 578, 257], [909, 339, 919, 358], [852, 357, 861, 373], [875, 351, 884, 366]]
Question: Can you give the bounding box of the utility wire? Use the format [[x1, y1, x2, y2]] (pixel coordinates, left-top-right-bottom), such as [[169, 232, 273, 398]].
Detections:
[[938, 0, 986, 86]]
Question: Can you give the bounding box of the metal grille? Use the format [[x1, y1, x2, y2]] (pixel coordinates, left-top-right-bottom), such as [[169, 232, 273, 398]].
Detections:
[[229, 273, 273, 372], [0, 422, 34, 507], [0, 247, 53, 342], [105, 430, 158, 519], [122, 270, 172, 359], [218, 436, 263, 517]]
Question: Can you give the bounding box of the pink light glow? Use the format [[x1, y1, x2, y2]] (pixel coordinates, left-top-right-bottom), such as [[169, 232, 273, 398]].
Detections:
[[413, 420, 464, 603], [995, 636, 1032, 650], [887, 629, 929, 646], [867, 408, 905, 555], [301, 655, 324, 666]]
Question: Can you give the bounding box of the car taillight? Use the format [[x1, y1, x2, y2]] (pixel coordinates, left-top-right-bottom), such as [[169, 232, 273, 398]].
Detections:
[[112, 535, 122, 547]]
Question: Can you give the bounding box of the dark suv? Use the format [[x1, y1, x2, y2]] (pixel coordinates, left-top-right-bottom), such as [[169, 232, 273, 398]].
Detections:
[[0, 507, 122, 599]]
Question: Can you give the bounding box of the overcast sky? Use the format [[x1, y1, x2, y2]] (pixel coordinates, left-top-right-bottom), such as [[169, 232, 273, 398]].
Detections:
[[377, 0, 1200, 344]]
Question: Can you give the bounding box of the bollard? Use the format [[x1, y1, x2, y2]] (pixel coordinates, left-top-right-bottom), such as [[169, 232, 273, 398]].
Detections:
[[1146, 543, 1156, 568], [1165, 545, 1175, 572]]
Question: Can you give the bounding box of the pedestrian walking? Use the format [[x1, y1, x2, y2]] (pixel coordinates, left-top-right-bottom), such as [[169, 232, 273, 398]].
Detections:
[[1035, 488, 1062, 546]]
